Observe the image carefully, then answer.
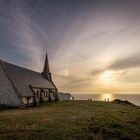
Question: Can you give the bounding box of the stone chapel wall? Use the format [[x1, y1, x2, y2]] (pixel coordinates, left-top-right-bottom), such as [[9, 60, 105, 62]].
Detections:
[[0, 64, 20, 107]]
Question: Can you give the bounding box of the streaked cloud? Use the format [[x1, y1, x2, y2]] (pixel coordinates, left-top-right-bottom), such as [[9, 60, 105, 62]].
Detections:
[[109, 53, 140, 70], [0, 0, 140, 93]]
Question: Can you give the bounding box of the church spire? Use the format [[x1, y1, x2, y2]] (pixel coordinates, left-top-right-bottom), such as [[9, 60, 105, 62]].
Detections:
[[42, 53, 52, 81], [43, 53, 50, 73]]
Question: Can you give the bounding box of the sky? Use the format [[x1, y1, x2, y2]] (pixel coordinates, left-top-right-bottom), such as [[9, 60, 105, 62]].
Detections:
[[0, 0, 140, 93]]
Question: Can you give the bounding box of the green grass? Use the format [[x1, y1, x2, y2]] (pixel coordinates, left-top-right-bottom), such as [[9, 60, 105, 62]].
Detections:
[[0, 101, 140, 140]]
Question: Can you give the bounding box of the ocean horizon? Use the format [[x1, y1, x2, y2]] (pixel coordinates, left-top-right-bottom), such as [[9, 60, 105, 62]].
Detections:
[[72, 93, 140, 106]]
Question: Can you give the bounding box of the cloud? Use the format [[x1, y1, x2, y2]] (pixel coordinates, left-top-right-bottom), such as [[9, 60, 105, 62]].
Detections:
[[109, 53, 140, 70], [90, 68, 105, 76], [53, 72, 92, 91], [0, 1, 49, 71], [90, 53, 140, 78]]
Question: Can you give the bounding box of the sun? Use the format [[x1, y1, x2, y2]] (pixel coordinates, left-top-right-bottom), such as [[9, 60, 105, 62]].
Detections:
[[100, 71, 113, 79], [100, 71, 113, 84]]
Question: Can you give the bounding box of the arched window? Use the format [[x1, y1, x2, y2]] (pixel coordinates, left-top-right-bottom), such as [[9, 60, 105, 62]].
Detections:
[[36, 90, 39, 98], [45, 91, 47, 97], [46, 91, 48, 97]]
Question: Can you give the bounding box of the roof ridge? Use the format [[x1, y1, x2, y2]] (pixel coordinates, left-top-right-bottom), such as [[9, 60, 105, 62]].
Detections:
[[1, 59, 41, 74]]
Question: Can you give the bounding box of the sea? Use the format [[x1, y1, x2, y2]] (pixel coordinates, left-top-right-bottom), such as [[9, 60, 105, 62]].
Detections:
[[72, 93, 140, 106]]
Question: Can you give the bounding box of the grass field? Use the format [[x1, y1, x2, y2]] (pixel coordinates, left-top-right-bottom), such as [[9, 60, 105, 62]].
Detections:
[[0, 101, 140, 140]]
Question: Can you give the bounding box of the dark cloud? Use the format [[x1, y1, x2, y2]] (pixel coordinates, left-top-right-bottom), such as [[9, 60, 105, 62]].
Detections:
[[109, 53, 140, 70], [90, 68, 105, 76], [90, 53, 140, 77]]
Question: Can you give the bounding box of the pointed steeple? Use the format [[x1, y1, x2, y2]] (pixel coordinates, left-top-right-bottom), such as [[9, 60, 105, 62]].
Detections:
[[43, 53, 50, 73], [42, 53, 52, 81]]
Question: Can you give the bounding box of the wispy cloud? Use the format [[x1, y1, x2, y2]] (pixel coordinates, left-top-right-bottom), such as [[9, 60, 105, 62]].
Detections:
[[1, 0, 140, 92], [109, 53, 140, 70]]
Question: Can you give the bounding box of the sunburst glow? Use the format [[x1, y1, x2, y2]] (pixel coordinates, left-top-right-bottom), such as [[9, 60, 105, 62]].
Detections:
[[100, 71, 113, 84], [100, 71, 113, 79]]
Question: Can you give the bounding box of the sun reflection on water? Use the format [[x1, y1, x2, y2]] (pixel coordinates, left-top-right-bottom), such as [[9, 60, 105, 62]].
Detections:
[[100, 93, 114, 101]]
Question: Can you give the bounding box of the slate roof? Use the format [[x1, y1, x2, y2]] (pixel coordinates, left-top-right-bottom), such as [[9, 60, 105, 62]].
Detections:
[[0, 60, 56, 97]]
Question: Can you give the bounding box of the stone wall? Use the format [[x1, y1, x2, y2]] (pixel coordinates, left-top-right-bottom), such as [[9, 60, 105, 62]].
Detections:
[[0, 64, 20, 107], [58, 92, 72, 101]]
